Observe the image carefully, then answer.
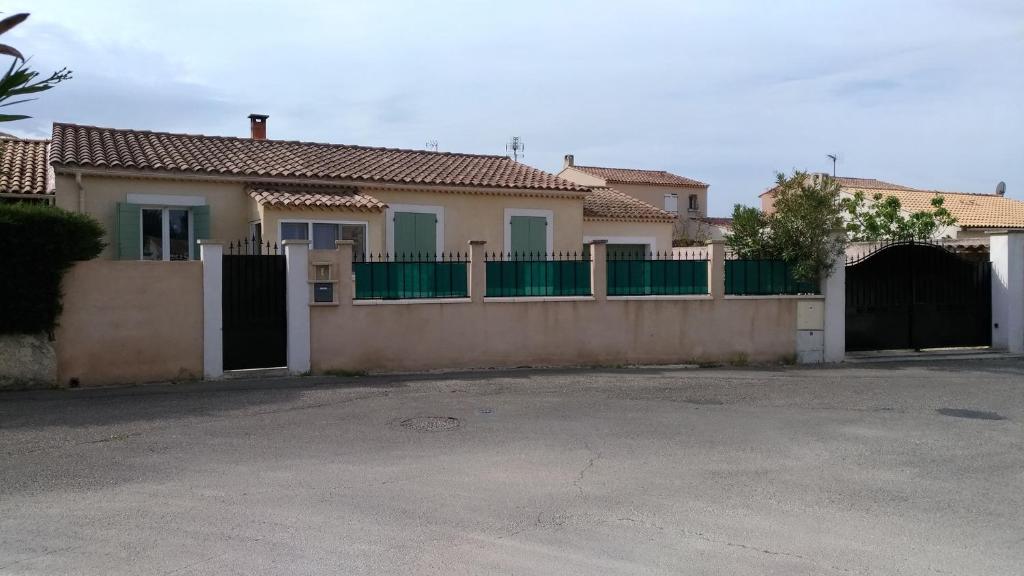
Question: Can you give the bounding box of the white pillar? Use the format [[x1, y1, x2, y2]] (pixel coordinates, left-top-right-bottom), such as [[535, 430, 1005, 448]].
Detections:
[[822, 255, 846, 362], [199, 240, 223, 379], [990, 232, 1024, 352], [283, 240, 311, 374]]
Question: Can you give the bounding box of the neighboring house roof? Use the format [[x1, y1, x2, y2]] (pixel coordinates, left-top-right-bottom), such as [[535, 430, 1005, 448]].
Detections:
[[247, 185, 385, 212], [572, 165, 706, 188], [761, 174, 1024, 230], [0, 137, 51, 196], [869, 189, 1024, 229], [583, 187, 677, 223], [758, 175, 916, 198], [49, 123, 585, 193], [694, 217, 733, 229]]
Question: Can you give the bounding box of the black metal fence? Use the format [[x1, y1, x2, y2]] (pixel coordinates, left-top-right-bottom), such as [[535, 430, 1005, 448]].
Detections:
[[484, 252, 591, 297], [607, 249, 709, 296], [354, 252, 469, 300], [227, 236, 279, 255]]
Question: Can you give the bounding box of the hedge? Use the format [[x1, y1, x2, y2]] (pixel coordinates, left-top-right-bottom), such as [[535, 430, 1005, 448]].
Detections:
[[0, 202, 105, 334]]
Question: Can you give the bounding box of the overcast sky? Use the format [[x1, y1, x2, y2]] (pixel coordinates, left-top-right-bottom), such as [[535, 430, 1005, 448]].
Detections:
[[8, 0, 1023, 214]]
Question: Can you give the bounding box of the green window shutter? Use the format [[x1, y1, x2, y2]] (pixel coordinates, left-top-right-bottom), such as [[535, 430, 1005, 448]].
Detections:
[[191, 205, 211, 260], [510, 216, 546, 257], [115, 202, 141, 260], [414, 213, 436, 260], [394, 212, 437, 260]]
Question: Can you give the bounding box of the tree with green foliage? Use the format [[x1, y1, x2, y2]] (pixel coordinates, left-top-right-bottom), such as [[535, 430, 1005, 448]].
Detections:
[[0, 204, 104, 334], [0, 12, 72, 122], [841, 191, 957, 242], [726, 204, 773, 258], [725, 170, 846, 281]]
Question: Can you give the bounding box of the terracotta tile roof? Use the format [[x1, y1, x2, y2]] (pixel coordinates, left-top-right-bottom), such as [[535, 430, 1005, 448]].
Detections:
[[695, 217, 733, 229], [0, 138, 51, 195], [584, 187, 677, 223], [866, 189, 1024, 229], [834, 176, 917, 191], [247, 185, 385, 212], [50, 123, 585, 193], [573, 165, 706, 188], [758, 175, 917, 197]]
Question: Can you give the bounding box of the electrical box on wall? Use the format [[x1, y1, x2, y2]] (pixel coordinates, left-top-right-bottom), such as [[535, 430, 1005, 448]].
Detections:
[[797, 300, 824, 331]]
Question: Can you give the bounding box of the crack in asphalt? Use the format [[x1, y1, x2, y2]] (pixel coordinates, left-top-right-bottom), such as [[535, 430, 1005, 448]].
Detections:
[[571, 442, 602, 498]]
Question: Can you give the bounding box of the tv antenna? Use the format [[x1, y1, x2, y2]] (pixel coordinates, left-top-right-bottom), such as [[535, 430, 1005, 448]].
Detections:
[[506, 136, 525, 161], [425, 139, 438, 152], [826, 154, 839, 177]]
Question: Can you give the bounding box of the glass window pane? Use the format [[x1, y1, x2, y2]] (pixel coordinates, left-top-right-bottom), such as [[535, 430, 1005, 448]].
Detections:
[[168, 209, 190, 261], [281, 222, 309, 241], [341, 224, 366, 259], [312, 223, 340, 250], [142, 208, 163, 260]]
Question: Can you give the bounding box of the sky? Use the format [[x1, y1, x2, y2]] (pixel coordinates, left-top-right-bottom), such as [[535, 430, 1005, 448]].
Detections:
[[6, 0, 1023, 215]]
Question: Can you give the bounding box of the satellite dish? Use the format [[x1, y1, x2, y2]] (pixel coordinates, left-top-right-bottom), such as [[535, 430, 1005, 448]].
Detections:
[[996, 181, 1006, 196]]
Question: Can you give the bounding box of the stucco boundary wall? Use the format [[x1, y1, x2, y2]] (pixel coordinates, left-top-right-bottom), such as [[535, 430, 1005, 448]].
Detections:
[[310, 241, 823, 374], [55, 260, 204, 387]]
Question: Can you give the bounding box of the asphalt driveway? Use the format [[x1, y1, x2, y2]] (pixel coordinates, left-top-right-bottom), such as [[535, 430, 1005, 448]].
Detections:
[[1, 360, 1023, 575]]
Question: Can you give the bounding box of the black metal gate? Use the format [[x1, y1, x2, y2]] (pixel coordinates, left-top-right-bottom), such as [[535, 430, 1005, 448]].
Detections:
[[223, 241, 287, 370], [846, 241, 991, 352]]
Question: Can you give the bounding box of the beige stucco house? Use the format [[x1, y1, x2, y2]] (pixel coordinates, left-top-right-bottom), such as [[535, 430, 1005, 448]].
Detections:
[[7, 116, 675, 261], [557, 155, 709, 246], [759, 174, 1024, 240]]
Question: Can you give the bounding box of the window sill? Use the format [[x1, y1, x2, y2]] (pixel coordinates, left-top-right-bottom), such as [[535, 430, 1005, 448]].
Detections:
[[353, 297, 472, 306], [724, 294, 823, 300], [607, 294, 712, 301], [483, 295, 595, 303]]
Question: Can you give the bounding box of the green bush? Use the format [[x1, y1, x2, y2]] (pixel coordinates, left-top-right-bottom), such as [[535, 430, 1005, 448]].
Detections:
[[0, 203, 105, 334]]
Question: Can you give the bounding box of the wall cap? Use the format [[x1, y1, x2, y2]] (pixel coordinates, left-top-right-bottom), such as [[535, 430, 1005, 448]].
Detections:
[[587, 239, 608, 245], [334, 240, 356, 246], [281, 239, 312, 246], [197, 239, 224, 245], [468, 240, 487, 245]]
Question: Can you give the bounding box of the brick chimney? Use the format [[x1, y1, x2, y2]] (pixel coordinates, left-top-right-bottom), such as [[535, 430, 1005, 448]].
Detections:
[[248, 114, 269, 140], [563, 154, 574, 169]]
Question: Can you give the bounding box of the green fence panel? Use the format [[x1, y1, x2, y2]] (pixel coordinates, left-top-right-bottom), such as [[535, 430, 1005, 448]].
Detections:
[[354, 261, 468, 299], [485, 260, 591, 297], [724, 260, 818, 295], [607, 260, 709, 296]]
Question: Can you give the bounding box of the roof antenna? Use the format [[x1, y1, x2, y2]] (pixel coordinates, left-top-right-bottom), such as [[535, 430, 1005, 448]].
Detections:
[[826, 154, 838, 177], [425, 139, 438, 152], [506, 136, 525, 162]]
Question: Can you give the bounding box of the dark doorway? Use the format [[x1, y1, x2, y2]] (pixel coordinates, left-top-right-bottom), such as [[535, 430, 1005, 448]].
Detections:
[[222, 245, 287, 370]]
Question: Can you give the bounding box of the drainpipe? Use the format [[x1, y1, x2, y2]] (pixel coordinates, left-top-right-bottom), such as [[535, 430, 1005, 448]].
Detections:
[[75, 172, 85, 213]]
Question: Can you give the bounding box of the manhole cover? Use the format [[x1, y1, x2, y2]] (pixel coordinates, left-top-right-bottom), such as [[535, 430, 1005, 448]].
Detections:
[[400, 416, 461, 432], [936, 408, 1006, 421]]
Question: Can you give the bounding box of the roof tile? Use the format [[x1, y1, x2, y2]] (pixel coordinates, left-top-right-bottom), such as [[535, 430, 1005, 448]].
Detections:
[[573, 165, 706, 187], [0, 138, 50, 195], [51, 123, 586, 193], [584, 187, 677, 223], [247, 185, 385, 212]]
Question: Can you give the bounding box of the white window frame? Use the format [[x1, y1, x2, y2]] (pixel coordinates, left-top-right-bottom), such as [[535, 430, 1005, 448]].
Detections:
[[664, 193, 679, 214], [139, 206, 195, 262], [583, 235, 658, 255], [504, 208, 554, 255], [278, 219, 370, 259], [385, 204, 444, 258]]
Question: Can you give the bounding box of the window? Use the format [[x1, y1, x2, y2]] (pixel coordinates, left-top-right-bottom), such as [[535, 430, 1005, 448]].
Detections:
[[688, 194, 699, 212], [279, 221, 367, 258], [142, 207, 192, 261], [664, 194, 678, 214]]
